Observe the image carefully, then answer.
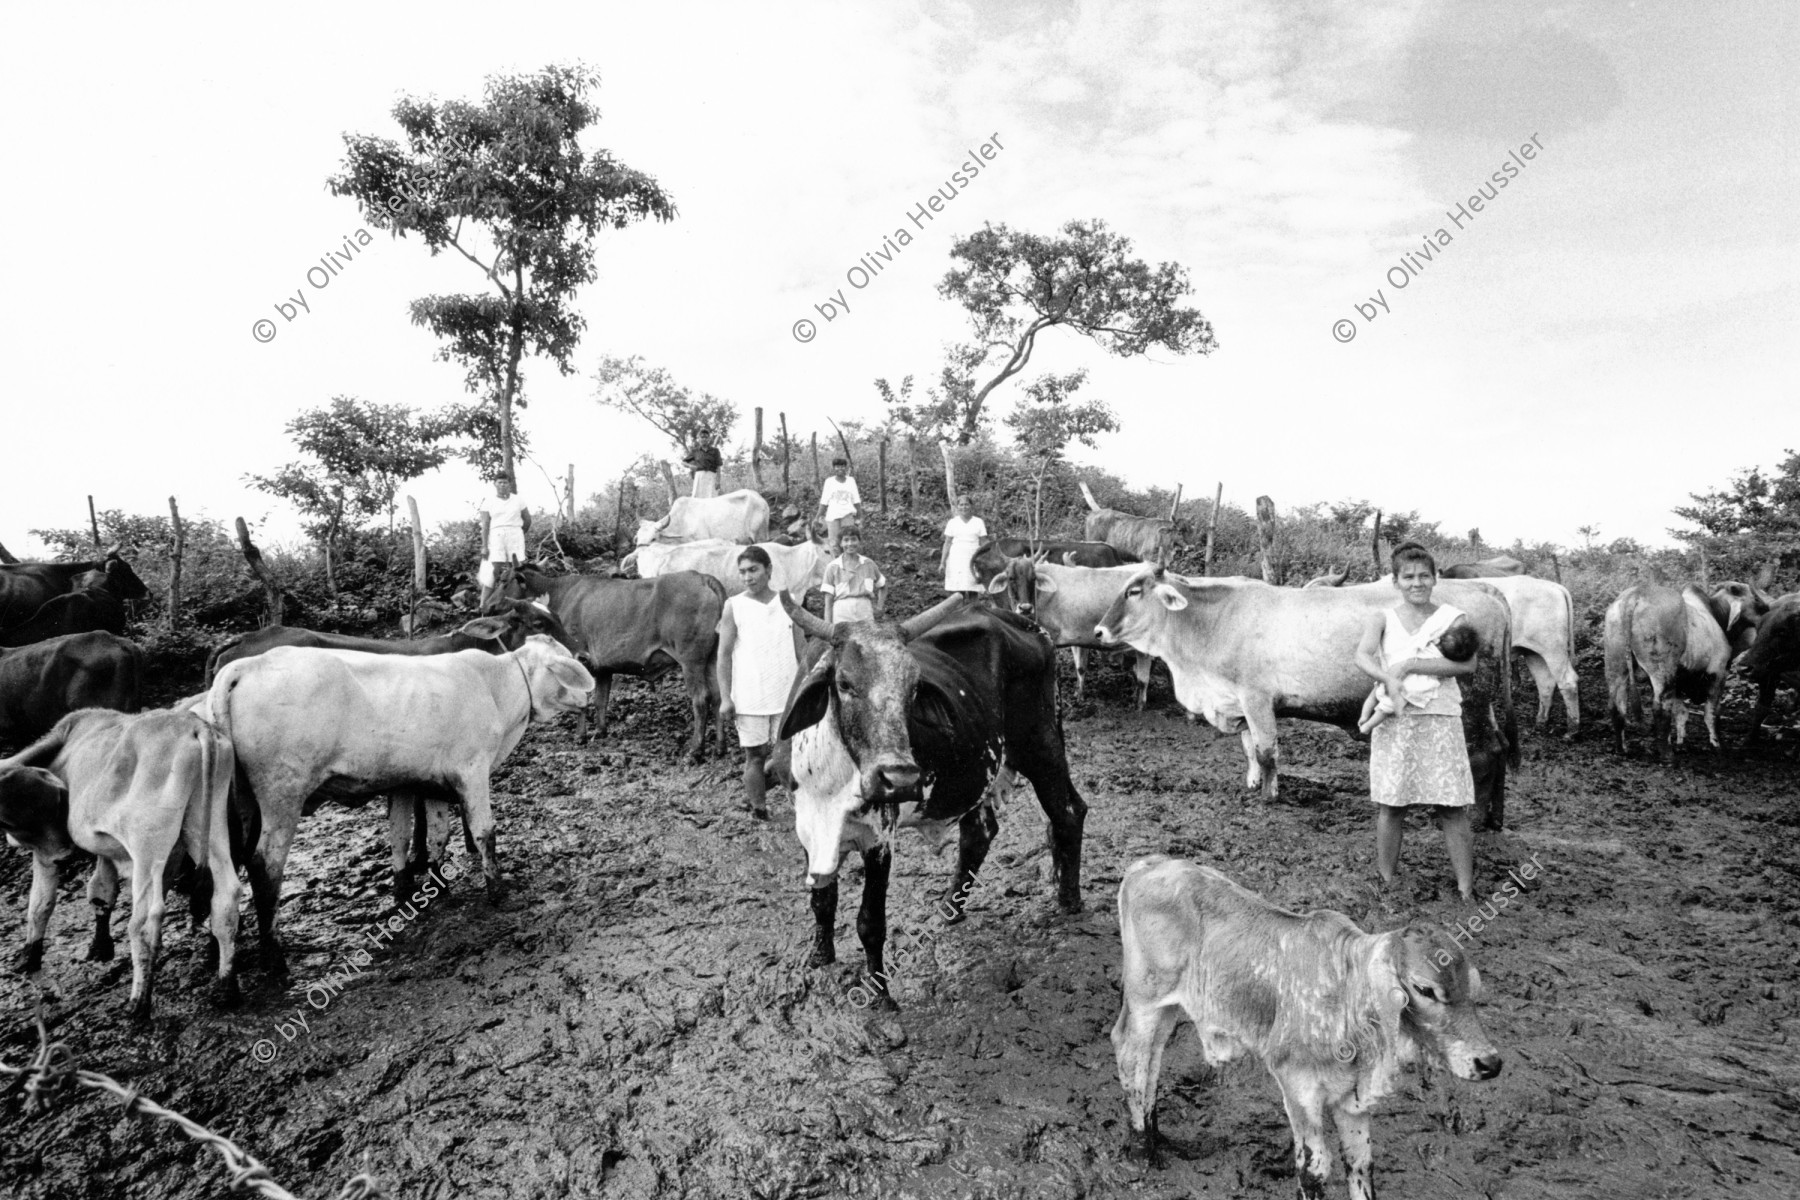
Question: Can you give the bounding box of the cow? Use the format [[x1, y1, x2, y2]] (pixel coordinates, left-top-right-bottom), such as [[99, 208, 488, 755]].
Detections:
[[1441, 556, 1527, 578], [0, 708, 239, 1017], [969, 537, 1136, 588], [986, 554, 1154, 707], [0, 631, 142, 746], [627, 534, 832, 605], [0, 551, 150, 628], [1080, 482, 1176, 564], [204, 633, 594, 975], [1111, 856, 1502, 1199], [1604, 582, 1764, 756], [497, 564, 725, 763], [205, 597, 579, 683], [1741, 592, 1800, 744], [778, 595, 1087, 1009], [633, 489, 771, 547], [0, 570, 130, 648], [1094, 568, 1516, 806]]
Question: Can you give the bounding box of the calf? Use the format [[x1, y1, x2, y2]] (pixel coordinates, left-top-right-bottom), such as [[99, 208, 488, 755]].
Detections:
[[205, 634, 593, 975], [0, 708, 239, 1017], [780, 596, 1086, 1008], [988, 554, 1153, 707], [0, 630, 141, 746], [1080, 482, 1176, 564], [1112, 856, 1502, 1199], [969, 537, 1135, 588]]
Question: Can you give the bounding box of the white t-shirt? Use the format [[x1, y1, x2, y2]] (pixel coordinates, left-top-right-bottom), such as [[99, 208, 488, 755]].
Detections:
[[820, 476, 862, 520], [480, 493, 528, 531]]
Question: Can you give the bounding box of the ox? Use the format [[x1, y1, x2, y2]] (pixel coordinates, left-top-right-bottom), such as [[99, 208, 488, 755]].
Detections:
[[1440, 556, 1527, 578], [1604, 582, 1763, 756], [1080, 482, 1176, 564], [1742, 592, 1800, 744], [1112, 856, 1502, 1199], [205, 597, 577, 683], [628, 534, 831, 606], [779, 596, 1087, 1009], [0, 551, 149, 628], [0, 570, 130, 648], [0, 631, 142, 745], [969, 537, 1136, 588], [205, 634, 593, 975], [1095, 569, 1516, 808], [987, 554, 1154, 708], [499, 564, 725, 762], [634, 489, 771, 547], [0, 708, 239, 1017]]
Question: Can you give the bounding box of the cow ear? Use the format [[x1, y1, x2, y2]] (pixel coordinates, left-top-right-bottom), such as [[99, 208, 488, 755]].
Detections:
[[984, 573, 1010, 595], [910, 677, 958, 736], [458, 616, 510, 642], [779, 666, 834, 739], [1152, 583, 1188, 611]]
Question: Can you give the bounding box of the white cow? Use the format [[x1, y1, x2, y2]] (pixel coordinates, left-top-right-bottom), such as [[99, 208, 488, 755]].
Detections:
[[631, 535, 833, 604], [1480, 576, 1580, 732], [634, 489, 770, 547]]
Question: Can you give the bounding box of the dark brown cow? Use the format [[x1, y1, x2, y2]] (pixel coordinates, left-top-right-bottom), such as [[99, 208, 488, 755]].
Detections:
[[497, 565, 725, 762], [1080, 483, 1176, 564], [0, 552, 149, 627], [0, 631, 142, 745], [204, 598, 579, 683], [0, 571, 129, 648], [969, 537, 1136, 588], [1740, 592, 1800, 745]]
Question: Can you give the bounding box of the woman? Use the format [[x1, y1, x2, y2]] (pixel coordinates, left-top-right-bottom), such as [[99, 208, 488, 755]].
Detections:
[[939, 495, 987, 595], [717, 546, 804, 820], [1353, 541, 1477, 900]]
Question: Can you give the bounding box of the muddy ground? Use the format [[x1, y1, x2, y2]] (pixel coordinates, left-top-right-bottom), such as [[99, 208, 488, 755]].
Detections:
[[3, 579, 1798, 1199]]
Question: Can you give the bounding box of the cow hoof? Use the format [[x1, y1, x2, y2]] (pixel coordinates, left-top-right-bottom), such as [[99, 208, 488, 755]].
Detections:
[[866, 990, 899, 1013], [1058, 891, 1084, 915], [485, 879, 506, 904], [260, 942, 290, 980], [807, 945, 836, 969], [210, 975, 242, 1010], [85, 936, 116, 963], [125, 997, 154, 1023], [12, 942, 44, 975]]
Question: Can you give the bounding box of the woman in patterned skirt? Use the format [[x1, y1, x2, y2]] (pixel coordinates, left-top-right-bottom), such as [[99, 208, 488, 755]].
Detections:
[[1354, 540, 1477, 900]]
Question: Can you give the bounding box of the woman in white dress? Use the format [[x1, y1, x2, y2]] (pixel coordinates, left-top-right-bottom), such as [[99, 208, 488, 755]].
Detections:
[[939, 495, 988, 595]]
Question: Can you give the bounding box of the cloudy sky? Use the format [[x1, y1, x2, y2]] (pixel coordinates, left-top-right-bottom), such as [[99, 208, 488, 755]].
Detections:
[[2, 0, 1793, 555]]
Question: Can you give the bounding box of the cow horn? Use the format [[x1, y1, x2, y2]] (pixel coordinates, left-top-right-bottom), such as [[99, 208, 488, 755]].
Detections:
[[899, 593, 970, 642], [1754, 562, 1776, 590], [780, 593, 833, 640]]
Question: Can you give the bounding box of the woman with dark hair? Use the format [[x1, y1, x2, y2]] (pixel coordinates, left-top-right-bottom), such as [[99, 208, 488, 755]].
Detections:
[[1353, 541, 1478, 900], [717, 545, 803, 819]]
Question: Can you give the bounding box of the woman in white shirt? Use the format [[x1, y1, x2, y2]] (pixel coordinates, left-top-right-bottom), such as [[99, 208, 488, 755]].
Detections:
[[939, 494, 988, 595]]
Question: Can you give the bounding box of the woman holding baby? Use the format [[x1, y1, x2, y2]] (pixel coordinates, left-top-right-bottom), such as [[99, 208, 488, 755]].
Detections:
[[1354, 540, 1479, 901]]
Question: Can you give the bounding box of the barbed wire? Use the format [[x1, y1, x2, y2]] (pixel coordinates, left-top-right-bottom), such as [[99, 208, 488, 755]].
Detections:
[[1, 1001, 386, 1200]]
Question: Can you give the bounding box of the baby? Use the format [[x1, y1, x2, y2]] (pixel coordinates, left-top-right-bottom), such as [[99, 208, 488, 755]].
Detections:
[[1358, 621, 1479, 733]]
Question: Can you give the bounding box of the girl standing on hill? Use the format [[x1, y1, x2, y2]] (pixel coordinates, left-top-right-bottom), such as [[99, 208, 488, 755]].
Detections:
[[1353, 540, 1478, 900], [940, 495, 987, 595]]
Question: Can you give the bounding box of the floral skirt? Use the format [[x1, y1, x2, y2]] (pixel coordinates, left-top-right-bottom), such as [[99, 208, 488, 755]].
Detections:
[[1370, 714, 1474, 808]]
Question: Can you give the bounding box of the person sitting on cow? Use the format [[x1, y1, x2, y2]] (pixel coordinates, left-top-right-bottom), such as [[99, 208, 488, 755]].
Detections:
[[815, 458, 862, 551], [1354, 541, 1479, 901], [477, 477, 531, 611], [820, 526, 886, 624], [1358, 620, 1478, 734], [717, 546, 804, 820]]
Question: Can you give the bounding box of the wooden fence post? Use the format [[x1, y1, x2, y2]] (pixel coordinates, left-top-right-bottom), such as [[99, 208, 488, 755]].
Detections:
[[753, 408, 764, 488], [1255, 495, 1280, 585], [659, 460, 680, 506], [167, 497, 184, 632], [940, 443, 957, 503], [780, 413, 792, 495], [87, 495, 101, 549], [613, 472, 627, 551], [1371, 510, 1384, 571], [878, 438, 889, 514], [233, 517, 283, 627], [810, 433, 821, 489], [1168, 484, 1183, 522], [907, 435, 920, 509], [1202, 481, 1222, 576]]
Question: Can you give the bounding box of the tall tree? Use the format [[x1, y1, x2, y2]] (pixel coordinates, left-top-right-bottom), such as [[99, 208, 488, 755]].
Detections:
[[329, 63, 675, 485], [593, 354, 737, 458], [1672, 449, 1800, 571], [1004, 370, 1117, 540], [936, 219, 1218, 443]]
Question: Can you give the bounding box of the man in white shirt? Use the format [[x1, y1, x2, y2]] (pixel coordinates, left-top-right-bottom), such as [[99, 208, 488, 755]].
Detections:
[[477, 477, 531, 609], [815, 457, 862, 551]]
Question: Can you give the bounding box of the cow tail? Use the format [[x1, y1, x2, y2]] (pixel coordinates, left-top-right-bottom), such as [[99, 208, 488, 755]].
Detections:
[[207, 672, 261, 870], [1497, 612, 1520, 767], [1605, 603, 1639, 724], [203, 634, 245, 686]]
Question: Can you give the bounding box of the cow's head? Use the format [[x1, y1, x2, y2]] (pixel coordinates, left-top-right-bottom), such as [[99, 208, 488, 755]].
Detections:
[[779, 595, 970, 885], [101, 552, 151, 601], [987, 552, 1050, 615], [1389, 924, 1503, 1081], [511, 635, 597, 720], [1095, 565, 1188, 651], [460, 598, 582, 658], [1739, 596, 1799, 680], [0, 766, 73, 857], [1708, 580, 1774, 658], [634, 517, 672, 547]]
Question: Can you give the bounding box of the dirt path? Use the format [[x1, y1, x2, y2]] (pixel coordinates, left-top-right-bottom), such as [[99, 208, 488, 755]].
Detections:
[[4, 661, 1798, 1199]]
